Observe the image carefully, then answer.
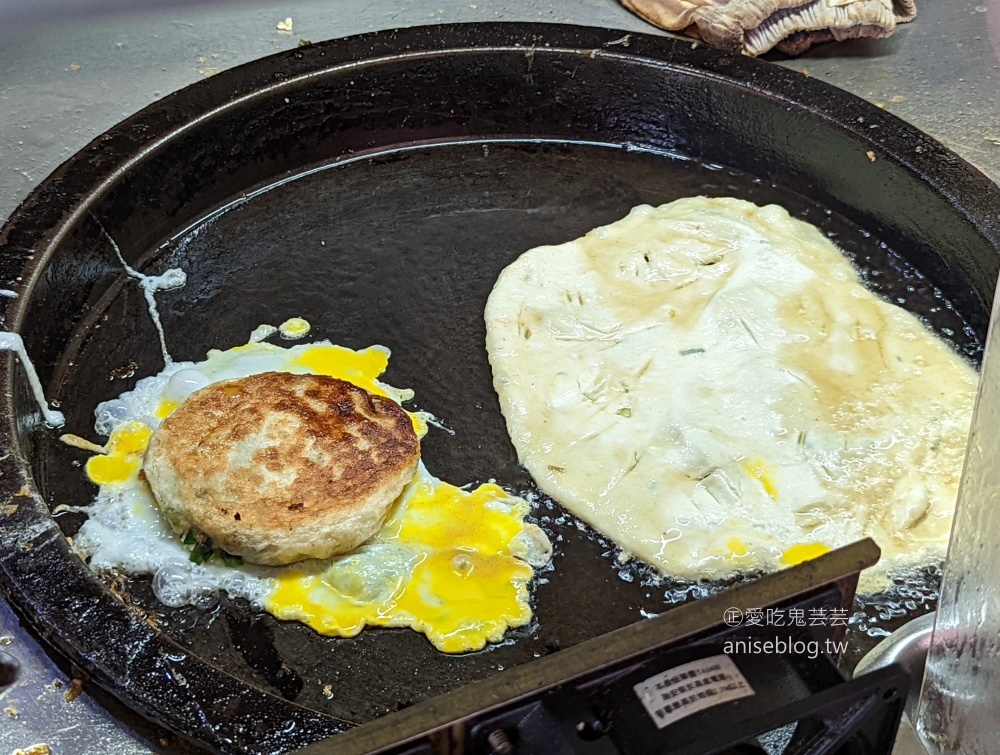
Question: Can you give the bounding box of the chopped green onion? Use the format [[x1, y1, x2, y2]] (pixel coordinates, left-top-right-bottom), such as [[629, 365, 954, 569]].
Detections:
[[220, 551, 244, 568], [189, 542, 213, 565]]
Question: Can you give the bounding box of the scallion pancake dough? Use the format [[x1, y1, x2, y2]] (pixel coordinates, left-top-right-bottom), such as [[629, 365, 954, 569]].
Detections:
[[485, 197, 976, 588]]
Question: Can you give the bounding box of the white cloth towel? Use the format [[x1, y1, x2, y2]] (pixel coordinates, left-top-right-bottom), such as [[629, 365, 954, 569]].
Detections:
[[620, 0, 917, 56]]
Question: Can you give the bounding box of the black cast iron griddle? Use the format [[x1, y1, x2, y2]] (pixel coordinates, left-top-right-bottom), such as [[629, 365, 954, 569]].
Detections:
[[0, 23, 998, 755]]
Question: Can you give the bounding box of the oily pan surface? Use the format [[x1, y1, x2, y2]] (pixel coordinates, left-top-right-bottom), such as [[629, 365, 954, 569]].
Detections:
[[38, 142, 981, 724]]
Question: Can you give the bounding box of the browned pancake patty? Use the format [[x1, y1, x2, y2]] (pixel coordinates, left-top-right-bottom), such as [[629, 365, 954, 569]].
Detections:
[[143, 371, 420, 565]]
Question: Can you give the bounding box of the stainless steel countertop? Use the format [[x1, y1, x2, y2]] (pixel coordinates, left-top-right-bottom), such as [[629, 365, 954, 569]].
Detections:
[[0, 1, 997, 752]]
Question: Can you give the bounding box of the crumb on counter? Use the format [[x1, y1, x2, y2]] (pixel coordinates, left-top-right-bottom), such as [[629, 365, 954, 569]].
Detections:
[[866, 150, 877, 163], [65, 677, 84, 702], [12, 745, 52, 755], [277, 17, 293, 32], [41, 678, 65, 698]]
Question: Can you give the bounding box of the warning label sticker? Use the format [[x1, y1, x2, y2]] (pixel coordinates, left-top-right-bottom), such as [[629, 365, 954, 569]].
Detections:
[[632, 654, 755, 729]]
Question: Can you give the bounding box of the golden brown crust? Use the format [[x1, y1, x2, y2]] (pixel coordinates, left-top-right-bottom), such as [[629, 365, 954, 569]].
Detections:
[[143, 372, 420, 565]]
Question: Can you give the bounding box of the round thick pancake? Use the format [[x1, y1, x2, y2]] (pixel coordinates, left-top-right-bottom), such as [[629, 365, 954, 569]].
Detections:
[[143, 371, 420, 565]]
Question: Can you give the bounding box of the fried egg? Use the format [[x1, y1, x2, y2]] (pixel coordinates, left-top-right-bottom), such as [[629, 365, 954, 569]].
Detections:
[[74, 327, 551, 653]]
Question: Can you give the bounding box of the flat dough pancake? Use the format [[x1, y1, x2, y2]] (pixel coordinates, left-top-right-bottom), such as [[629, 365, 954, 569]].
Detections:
[[485, 197, 975, 587]]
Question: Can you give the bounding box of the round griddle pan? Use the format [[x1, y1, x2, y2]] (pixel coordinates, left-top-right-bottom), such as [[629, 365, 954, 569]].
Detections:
[[0, 23, 997, 754]]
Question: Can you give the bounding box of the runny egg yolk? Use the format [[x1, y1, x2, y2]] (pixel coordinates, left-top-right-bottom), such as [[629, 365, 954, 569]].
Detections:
[[85, 421, 152, 485], [294, 343, 390, 396], [265, 475, 536, 653], [293, 344, 428, 436], [149, 342, 428, 437], [723, 536, 829, 568], [780, 542, 831, 566], [741, 459, 779, 501], [727, 537, 749, 558], [155, 400, 178, 419]]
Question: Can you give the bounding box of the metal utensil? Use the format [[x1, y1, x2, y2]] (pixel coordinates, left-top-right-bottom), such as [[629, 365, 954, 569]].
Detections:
[[855, 612, 935, 721]]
